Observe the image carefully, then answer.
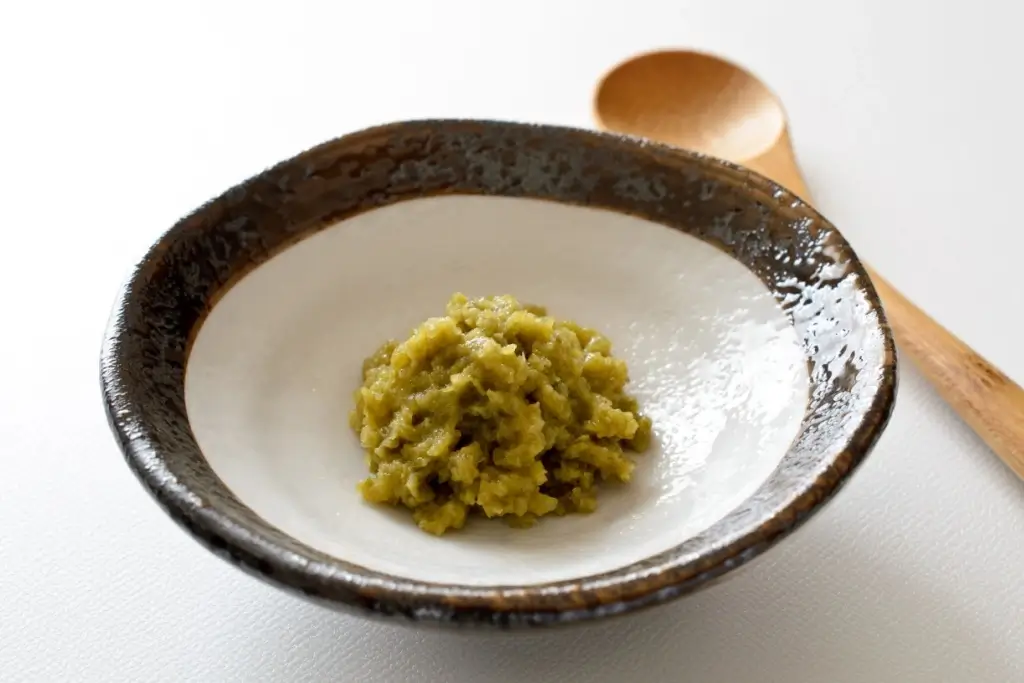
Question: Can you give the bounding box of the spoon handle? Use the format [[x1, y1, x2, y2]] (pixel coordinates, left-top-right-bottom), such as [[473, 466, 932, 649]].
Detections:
[[863, 265, 1024, 478]]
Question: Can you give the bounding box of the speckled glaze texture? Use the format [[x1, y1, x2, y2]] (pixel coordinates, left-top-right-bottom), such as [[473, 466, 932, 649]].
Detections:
[[100, 119, 897, 628]]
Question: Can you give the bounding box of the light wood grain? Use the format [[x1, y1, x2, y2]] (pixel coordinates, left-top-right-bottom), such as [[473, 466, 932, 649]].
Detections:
[[594, 49, 1024, 479], [864, 266, 1024, 477]]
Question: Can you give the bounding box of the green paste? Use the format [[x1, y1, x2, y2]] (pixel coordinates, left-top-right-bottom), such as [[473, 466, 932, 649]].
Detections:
[[350, 293, 652, 535]]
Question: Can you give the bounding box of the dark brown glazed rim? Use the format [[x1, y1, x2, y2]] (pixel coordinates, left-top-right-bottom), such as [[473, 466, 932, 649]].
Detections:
[[100, 119, 897, 628]]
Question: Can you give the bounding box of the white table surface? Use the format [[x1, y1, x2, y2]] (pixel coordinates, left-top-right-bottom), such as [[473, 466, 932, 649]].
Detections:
[[2, 1, 1023, 681]]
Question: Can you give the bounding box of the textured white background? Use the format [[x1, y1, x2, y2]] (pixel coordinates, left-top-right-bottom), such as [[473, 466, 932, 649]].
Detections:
[[2, 1, 1023, 681]]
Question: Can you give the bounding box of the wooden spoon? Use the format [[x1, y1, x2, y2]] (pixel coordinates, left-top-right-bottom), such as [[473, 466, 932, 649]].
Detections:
[[594, 49, 1024, 480]]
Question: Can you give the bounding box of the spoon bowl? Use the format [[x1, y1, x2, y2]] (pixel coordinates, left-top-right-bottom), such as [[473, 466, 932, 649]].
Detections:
[[595, 50, 785, 163]]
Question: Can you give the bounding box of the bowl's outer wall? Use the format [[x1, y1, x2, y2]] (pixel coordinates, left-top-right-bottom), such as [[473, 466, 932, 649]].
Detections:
[[100, 119, 897, 627]]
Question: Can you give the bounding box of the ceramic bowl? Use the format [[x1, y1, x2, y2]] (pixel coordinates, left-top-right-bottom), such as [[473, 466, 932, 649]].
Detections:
[[100, 119, 897, 628]]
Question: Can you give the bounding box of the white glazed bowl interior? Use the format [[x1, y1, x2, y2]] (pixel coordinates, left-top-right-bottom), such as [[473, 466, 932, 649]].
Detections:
[[185, 194, 809, 587]]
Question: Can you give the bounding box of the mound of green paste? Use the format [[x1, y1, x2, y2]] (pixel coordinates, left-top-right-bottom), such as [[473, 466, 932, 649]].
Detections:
[[350, 293, 652, 535]]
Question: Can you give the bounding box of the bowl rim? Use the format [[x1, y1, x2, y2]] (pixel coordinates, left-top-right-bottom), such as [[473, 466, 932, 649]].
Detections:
[[100, 118, 897, 627]]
